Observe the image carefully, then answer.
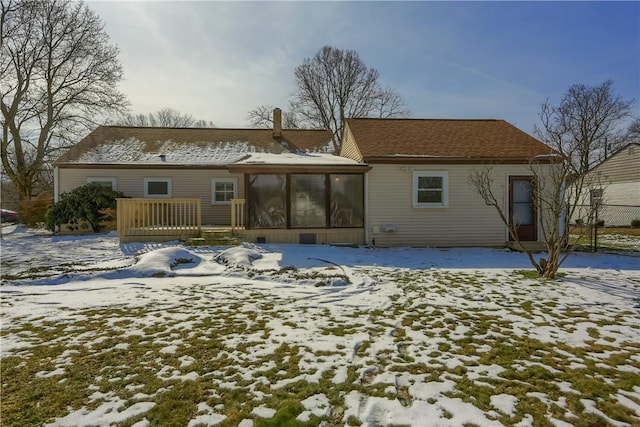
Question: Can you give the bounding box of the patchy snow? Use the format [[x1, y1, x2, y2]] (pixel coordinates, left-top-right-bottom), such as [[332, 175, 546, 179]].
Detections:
[[1, 225, 639, 426], [491, 393, 519, 417], [251, 406, 276, 419], [71, 136, 344, 166], [235, 151, 362, 165], [45, 396, 155, 427]]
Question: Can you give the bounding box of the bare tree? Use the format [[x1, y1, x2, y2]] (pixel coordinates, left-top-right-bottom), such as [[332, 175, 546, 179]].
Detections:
[[117, 107, 214, 128], [374, 87, 411, 119], [118, 113, 152, 127], [626, 117, 640, 143], [247, 104, 300, 129], [292, 46, 410, 150], [192, 119, 216, 128], [470, 157, 605, 279], [248, 46, 409, 150], [1, 0, 128, 201], [534, 80, 633, 176], [469, 81, 634, 279]]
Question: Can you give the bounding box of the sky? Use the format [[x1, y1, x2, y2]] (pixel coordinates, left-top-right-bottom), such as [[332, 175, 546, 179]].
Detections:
[[87, 1, 640, 133]]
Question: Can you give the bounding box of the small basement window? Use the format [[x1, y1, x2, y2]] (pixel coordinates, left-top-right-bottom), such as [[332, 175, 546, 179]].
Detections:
[[212, 178, 237, 204], [144, 178, 172, 198], [413, 171, 448, 207], [87, 177, 117, 190]]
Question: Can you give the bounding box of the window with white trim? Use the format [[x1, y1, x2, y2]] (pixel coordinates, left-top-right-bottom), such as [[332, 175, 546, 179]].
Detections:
[[144, 178, 172, 198], [413, 171, 448, 207], [87, 177, 116, 190], [212, 178, 237, 204]]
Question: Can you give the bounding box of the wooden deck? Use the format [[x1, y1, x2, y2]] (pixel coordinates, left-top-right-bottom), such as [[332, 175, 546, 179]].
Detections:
[[117, 198, 201, 243]]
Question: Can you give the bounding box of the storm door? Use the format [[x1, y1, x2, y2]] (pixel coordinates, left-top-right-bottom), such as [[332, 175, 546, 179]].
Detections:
[[509, 176, 537, 241]]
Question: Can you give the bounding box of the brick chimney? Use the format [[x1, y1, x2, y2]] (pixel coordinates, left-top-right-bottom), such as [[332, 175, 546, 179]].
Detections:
[[273, 108, 282, 138]]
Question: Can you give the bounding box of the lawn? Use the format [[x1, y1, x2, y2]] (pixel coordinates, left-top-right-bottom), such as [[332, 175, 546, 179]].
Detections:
[[1, 225, 639, 426]]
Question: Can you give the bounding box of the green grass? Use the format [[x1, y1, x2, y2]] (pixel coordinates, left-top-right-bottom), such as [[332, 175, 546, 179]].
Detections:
[[2, 269, 639, 426]]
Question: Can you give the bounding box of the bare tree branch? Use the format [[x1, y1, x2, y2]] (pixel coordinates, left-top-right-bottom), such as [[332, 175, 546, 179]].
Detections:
[[247, 104, 299, 129], [248, 46, 409, 151], [469, 151, 605, 279], [534, 80, 633, 175], [1, 0, 128, 200], [115, 107, 215, 128]]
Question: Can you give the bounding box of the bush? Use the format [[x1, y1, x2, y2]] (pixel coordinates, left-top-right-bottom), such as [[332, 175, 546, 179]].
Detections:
[[632, 218, 640, 229], [19, 198, 53, 227], [46, 184, 126, 233]]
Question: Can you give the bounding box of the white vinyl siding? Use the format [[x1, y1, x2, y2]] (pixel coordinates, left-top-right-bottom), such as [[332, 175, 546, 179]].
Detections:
[[366, 163, 551, 247], [584, 143, 640, 206], [339, 124, 364, 162], [590, 143, 640, 184], [58, 168, 243, 225]]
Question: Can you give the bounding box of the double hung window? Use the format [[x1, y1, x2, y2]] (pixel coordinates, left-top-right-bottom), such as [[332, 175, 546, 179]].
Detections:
[[212, 178, 237, 204], [413, 171, 448, 207]]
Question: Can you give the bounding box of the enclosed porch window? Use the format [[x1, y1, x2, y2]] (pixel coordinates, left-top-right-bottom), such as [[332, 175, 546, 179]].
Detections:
[[291, 174, 327, 228], [330, 174, 364, 227], [249, 174, 286, 228], [247, 173, 364, 229]]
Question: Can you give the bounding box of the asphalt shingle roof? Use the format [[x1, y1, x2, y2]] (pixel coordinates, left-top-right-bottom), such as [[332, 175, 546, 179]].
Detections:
[[345, 118, 557, 161], [56, 126, 334, 165]]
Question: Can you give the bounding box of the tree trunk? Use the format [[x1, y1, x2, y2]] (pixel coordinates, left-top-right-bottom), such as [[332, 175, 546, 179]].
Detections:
[[541, 244, 562, 279]]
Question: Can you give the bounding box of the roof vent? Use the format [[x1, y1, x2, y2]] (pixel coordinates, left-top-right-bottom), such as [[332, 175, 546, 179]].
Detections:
[[159, 154, 166, 162]]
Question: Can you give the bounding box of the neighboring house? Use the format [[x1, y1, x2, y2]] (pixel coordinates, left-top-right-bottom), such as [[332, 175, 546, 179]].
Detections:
[[577, 142, 640, 226], [55, 111, 557, 247]]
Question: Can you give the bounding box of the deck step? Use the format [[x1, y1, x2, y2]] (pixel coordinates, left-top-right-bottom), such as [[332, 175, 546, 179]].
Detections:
[[185, 234, 240, 247]]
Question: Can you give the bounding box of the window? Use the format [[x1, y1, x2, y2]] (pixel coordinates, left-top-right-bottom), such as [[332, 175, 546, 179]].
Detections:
[[291, 174, 326, 228], [330, 174, 364, 227], [413, 171, 448, 207], [87, 177, 116, 190], [212, 178, 237, 204], [249, 174, 286, 228], [144, 178, 172, 198], [247, 173, 365, 230], [590, 188, 603, 206]]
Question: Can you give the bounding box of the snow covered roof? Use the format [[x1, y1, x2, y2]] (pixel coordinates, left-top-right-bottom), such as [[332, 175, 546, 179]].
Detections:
[[56, 126, 337, 166], [234, 152, 364, 166]]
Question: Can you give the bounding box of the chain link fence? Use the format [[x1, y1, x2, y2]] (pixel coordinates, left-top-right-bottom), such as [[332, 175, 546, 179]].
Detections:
[[1, 181, 20, 212], [570, 204, 640, 228]]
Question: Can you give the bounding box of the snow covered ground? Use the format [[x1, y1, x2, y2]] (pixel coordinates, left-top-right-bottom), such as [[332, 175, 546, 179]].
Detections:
[[1, 225, 639, 426]]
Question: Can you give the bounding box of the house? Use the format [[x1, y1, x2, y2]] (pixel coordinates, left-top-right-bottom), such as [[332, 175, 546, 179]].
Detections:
[[55, 109, 370, 244], [55, 111, 558, 247], [577, 142, 640, 226], [340, 118, 558, 247]]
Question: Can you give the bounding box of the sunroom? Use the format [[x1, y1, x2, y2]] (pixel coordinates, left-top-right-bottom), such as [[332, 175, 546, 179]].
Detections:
[[228, 153, 370, 245]]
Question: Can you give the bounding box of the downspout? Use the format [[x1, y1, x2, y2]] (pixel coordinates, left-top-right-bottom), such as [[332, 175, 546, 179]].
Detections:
[[364, 172, 370, 246], [559, 178, 566, 246], [53, 166, 59, 202], [53, 166, 60, 233]]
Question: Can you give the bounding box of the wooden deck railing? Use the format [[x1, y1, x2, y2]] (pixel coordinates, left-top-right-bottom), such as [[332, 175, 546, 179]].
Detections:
[[231, 198, 245, 232], [117, 198, 201, 243]]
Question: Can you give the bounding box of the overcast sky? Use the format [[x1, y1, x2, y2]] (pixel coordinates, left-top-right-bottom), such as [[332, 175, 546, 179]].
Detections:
[[88, 1, 639, 133]]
